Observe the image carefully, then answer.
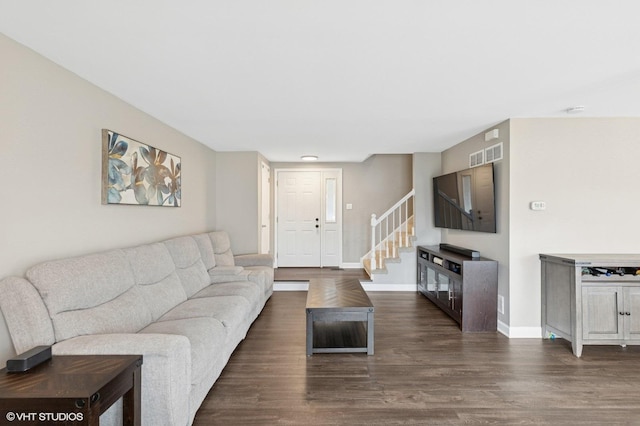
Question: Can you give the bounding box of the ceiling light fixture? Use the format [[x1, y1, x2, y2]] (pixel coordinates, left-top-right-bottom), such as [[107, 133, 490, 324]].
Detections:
[[301, 155, 318, 161], [566, 106, 585, 114]]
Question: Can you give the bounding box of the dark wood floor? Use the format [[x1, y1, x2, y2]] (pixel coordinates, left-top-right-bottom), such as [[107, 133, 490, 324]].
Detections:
[[193, 275, 640, 425]]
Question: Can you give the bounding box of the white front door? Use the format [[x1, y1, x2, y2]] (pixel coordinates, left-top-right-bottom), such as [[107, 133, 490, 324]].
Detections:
[[260, 162, 271, 254], [277, 171, 322, 267], [276, 169, 342, 267]]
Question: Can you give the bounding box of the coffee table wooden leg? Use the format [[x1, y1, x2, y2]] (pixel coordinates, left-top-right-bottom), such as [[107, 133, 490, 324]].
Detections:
[[123, 362, 142, 426], [367, 309, 374, 355], [306, 309, 314, 356]]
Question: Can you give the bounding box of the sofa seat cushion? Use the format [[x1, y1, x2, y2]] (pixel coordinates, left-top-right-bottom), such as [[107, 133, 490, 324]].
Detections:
[[140, 317, 226, 385], [158, 296, 252, 332], [192, 282, 262, 307]]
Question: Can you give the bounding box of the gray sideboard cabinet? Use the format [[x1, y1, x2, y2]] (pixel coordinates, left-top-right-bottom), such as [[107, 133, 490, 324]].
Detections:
[[540, 253, 640, 357]]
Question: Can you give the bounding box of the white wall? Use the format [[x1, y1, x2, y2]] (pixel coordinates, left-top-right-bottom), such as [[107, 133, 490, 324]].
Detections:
[[509, 117, 640, 330], [0, 34, 217, 364]]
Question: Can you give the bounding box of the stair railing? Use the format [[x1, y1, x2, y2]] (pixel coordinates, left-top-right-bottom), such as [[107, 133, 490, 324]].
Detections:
[[367, 189, 415, 270]]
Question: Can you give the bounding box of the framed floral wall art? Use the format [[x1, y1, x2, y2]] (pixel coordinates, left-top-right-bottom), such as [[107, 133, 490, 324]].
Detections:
[[101, 129, 181, 207]]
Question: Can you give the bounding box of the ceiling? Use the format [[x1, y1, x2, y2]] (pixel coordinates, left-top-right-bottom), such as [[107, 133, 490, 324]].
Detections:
[[2, 1, 640, 162]]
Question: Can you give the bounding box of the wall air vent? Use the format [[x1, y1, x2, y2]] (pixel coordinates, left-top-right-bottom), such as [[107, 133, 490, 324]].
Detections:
[[469, 150, 484, 168], [485, 142, 503, 163], [485, 129, 499, 142]]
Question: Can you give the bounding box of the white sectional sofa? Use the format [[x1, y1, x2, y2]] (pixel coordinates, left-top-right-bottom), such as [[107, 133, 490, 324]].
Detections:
[[0, 231, 273, 426]]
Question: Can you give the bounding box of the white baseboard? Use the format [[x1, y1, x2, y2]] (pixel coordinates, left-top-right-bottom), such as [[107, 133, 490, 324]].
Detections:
[[497, 320, 542, 338], [273, 281, 309, 291], [341, 262, 361, 269], [497, 320, 509, 337], [361, 282, 417, 292]]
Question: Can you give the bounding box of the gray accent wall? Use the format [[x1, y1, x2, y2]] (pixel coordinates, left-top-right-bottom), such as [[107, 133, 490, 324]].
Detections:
[[440, 120, 511, 327], [413, 153, 442, 247], [215, 151, 269, 255], [271, 154, 413, 263], [0, 34, 217, 364]]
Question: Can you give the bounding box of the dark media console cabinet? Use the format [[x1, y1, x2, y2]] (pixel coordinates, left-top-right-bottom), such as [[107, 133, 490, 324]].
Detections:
[[417, 245, 498, 332]]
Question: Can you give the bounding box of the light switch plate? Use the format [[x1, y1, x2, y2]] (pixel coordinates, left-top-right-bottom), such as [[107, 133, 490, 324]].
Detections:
[[530, 201, 546, 211]]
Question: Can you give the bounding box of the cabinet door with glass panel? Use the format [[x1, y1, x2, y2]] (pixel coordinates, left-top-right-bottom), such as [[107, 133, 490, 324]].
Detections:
[[436, 272, 451, 306], [425, 265, 438, 297]]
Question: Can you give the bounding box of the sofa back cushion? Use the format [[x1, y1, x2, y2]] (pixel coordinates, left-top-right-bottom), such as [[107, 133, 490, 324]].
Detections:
[[208, 231, 235, 266], [122, 243, 187, 321], [192, 233, 216, 270], [163, 236, 210, 298], [26, 249, 154, 342]]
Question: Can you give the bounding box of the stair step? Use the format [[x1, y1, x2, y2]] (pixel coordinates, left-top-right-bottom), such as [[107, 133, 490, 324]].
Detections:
[[363, 258, 387, 278], [362, 212, 415, 278]]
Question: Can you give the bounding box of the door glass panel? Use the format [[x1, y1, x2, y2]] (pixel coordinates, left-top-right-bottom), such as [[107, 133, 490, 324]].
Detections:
[[462, 175, 472, 214], [325, 178, 336, 223]]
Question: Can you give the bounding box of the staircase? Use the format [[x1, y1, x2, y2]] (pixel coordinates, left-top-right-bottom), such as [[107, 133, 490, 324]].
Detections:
[[362, 190, 415, 279]]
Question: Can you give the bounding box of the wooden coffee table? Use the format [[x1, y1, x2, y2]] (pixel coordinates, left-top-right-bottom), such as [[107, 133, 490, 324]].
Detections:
[[0, 354, 142, 425], [306, 278, 374, 355]]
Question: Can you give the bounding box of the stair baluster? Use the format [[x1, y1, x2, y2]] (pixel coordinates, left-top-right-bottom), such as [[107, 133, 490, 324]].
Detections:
[[363, 190, 415, 277], [370, 213, 377, 270]]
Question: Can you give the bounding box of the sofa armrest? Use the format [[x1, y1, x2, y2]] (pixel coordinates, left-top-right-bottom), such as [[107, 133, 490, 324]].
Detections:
[[0, 276, 55, 354], [208, 265, 249, 284], [53, 333, 190, 426], [234, 253, 274, 268]]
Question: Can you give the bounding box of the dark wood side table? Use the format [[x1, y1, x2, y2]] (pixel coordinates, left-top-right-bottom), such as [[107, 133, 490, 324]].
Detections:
[[0, 355, 142, 425]]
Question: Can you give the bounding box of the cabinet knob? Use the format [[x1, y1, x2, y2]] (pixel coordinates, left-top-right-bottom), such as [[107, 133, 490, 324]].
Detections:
[[626, 312, 631, 316], [619, 312, 625, 316]]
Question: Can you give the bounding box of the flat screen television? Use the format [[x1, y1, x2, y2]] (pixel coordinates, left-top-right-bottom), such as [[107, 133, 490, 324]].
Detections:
[[433, 163, 496, 233]]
